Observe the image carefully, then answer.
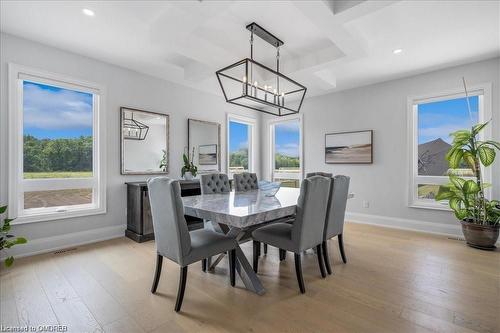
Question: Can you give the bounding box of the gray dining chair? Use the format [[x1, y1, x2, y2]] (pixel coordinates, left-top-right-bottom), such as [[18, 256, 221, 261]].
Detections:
[[200, 173, 231, 194], [251, 176, 331, 293], [322, 175, 350, 275], [234, 172, 259, 191], [232, 172, 268, 255], [306, 172, 333, 178], [147, 177, 238, 312], [199, 173, 231, 271]]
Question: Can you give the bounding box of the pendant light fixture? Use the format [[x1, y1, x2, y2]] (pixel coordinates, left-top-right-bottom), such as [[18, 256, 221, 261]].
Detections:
[[216, 22, 307, 116], [123, 112, 149, 140]]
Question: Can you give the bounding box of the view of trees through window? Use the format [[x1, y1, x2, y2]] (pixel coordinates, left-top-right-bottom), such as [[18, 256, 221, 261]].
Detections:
[[273, 120, 300, 188], [228, 120, 249, 174], [23, 81, 94, 209], [417, 95, 478, 200]]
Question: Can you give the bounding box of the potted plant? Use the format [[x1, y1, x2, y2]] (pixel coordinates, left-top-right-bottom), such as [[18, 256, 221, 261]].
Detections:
[[435, 120, 500, 250], [181, 147, 197, 180], [0, 205, 27, 267], [159, 149, 168, 172]]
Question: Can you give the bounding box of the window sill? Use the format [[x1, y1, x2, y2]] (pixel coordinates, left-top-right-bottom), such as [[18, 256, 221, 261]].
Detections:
[[409, 201, 452, 212], [11, 206, 106, 225]]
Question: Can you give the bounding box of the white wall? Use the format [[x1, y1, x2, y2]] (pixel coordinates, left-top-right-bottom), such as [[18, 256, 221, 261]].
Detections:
[[262, 57, 500, 235], [0, 33, 261, 256]]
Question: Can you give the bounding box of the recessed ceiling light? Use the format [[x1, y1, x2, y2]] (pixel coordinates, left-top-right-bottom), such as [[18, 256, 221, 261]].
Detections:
[[393, 48, 403, 54], [82, 8, 95, 17]]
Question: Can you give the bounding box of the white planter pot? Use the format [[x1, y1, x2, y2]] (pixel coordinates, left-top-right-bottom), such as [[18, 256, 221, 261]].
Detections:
[[184, 171, 194, 180]]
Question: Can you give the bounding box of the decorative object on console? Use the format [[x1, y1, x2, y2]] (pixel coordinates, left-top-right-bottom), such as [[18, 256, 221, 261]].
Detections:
[[121, 107, 169, 175], [216, 22, 307, 116], [325, 130, 373, 164], [182, 148, 198, 180], [435, 78, 499, 250]]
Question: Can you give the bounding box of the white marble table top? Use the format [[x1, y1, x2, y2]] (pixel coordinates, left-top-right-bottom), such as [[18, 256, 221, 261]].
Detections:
[[182, 188, 300, 228]]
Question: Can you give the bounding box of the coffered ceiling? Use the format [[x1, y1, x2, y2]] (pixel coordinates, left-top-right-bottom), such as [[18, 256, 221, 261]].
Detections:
[[1, 0, 499, 97]]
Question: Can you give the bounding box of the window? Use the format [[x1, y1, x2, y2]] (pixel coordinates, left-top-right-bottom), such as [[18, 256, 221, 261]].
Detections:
[[8, 64, 106, 222], [227, 114, 255, 177], [408, 84, 491, 209], [269, 116, 303, 188]]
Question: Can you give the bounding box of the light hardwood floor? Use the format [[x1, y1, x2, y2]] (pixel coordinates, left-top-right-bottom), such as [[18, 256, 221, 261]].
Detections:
[[1, 223, 499, 333]]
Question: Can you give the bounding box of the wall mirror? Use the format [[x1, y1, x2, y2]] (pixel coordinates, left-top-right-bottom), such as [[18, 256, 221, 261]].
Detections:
[[121, 107, 169, 174], [188, 118, 221, 173]]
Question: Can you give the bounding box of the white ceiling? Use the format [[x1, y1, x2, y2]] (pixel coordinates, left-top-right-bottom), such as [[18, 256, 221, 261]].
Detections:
[[1, 0, 499, 98]]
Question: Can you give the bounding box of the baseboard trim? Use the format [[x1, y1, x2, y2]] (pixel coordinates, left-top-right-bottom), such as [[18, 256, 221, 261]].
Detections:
[[1, 224, 126, 260], [346, 212, 500, 246], [345, 212, 463, 237]]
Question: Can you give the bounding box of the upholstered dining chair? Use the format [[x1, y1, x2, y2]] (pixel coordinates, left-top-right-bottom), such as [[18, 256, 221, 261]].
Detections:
[[322, 175, 350, 275], [251, 176, 331, 293], [232, 172, 269, 255], [148, 177, 238, 312], [199, 173, 231, 271], [234, 172, 259, 191], [200, 173, 231, 194], [306, 172, 333, 178]]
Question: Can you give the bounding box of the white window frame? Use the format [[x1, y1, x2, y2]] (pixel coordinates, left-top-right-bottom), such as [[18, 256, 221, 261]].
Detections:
[[407, 83, 492, 210], [8, 63, 107, 224], [268, 114, 304, 186], [226, 113, 256, 177]]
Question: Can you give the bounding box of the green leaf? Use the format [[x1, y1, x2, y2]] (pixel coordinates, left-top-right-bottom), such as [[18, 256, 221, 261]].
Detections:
[[463, 180, 480, 194], [0, 206, 6, 214], [478, 146, 495, 166], [454, 209, 468, 220], [447, 149, 464, 168], [449, 176, 466, 190], [480, 140, 500, 150], [15, 237, 27, 244], [435, 185, 455, 201], [5, 256, 14, 267], [182, 154, 189, 165], [462, 151, 476, 171], [472, 121, 489, 135], [449, 197, 462, 212]]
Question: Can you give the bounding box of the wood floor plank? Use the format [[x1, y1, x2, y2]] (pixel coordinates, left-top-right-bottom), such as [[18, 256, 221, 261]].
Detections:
[[1, 223, 498, 333]]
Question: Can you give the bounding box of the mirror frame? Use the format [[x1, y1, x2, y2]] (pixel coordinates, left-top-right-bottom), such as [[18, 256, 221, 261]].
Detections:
[[188, 118, 222, 173], [120, 106, 170, 175]]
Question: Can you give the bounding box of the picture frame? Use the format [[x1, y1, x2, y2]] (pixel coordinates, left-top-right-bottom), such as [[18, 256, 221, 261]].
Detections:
[[325, 130, 373, 164], [198, 144, 218, 165]]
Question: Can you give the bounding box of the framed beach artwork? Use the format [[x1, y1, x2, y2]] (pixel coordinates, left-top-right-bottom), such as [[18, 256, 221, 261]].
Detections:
[[199, 144, 218, 165], [325, 130, 373, 164]]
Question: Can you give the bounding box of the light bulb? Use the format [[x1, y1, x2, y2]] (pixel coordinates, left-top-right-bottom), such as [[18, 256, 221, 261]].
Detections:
[[242, 76, 247, 83]]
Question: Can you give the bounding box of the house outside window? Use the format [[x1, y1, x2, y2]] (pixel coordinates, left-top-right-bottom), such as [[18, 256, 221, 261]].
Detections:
[[408, 84, 491, 210]]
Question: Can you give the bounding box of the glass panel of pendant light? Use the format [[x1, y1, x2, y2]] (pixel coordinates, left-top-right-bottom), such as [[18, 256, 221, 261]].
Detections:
[[216, 58, 307, 116], [122, 110, 149, 140]]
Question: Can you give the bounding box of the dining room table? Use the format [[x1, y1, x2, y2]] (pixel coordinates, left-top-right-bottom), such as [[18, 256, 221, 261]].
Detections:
[[182, 187, 353, 295]]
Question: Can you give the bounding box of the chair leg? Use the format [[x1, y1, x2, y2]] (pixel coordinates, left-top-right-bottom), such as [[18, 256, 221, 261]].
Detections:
[[229, 249, 236, 287], [294, 253, 305, 294], [263, 243, 268, 255], [256, 241, 261, 257], [253, 241, 259, 273], [316, 244, 326, 278], [151, 254, 163, 293], [338, 234, 347, 264], [322, 241, 332, 275], [201, 259, 207, 272], [174, 266, 188, 312], [279, 248, 286, 261]]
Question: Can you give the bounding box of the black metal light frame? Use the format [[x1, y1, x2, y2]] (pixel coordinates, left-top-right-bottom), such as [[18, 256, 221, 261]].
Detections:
[[216, 22, 307, 116], [123, 114, 149, 140]]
